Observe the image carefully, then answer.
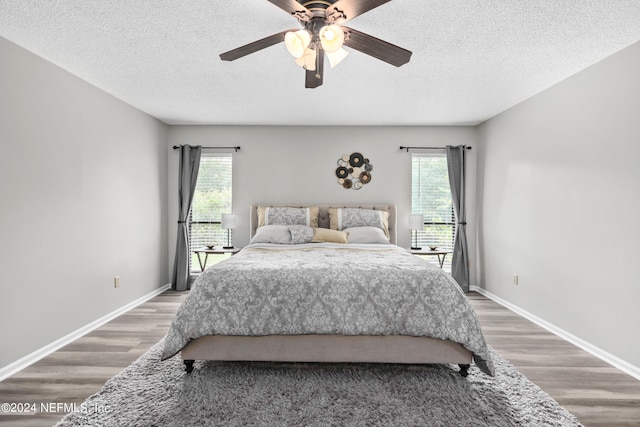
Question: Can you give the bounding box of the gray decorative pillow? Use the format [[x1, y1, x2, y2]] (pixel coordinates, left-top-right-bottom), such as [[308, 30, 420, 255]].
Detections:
[[329, 208, 390, 237], [257, 207, 319, 227], [288, 225, 315, 244]]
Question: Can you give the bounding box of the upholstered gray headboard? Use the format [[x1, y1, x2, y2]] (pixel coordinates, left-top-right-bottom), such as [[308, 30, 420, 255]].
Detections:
[[249, 204, 397, 245]]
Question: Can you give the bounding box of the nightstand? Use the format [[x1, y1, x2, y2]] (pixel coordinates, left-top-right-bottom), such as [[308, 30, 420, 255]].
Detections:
[[193, 246, 241, 272], [410, 248, 450, 268]]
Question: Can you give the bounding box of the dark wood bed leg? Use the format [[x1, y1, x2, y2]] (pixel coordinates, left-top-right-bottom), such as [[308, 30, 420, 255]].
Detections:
[[184, 359, 195, 373], [458, 364, 470, 377]]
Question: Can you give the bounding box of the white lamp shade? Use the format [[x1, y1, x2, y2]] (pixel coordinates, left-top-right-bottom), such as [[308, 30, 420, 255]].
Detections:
[[221, 214, 237, 230], [319, 25, 345, 53], [326, 47, 349, 68], [295, 48, 316, 70], [285, 30, 311, 58], [409, 214, 424, 231]]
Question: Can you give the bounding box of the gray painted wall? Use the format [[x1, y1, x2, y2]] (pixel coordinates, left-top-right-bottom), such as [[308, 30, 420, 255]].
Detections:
[[167, 125, 478, 279], [477, 41, 640, 368], [0, 37, 169, 369]]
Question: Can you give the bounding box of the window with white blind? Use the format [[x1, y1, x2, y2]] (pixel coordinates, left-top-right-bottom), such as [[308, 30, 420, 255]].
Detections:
[[189, 153, 233, 271], [411, 153, 455, 272]]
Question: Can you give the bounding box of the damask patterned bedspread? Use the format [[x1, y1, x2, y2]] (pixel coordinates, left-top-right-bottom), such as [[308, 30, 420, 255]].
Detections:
[[161, 243, 494, 375]]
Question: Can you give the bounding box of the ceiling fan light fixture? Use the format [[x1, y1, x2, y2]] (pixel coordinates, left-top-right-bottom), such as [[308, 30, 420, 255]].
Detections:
[[319, 25, 345, 53], [295, 48, 317, 71], [284, 30, 311, 58], [219, 1, 412, 88]]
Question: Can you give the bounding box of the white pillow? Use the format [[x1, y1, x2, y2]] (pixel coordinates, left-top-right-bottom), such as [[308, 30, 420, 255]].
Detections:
[[249, 225, 292, 244], [344, 226, 390, 244]]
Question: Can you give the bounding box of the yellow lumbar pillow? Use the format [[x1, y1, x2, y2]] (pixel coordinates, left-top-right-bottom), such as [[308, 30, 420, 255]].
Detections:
[[312, 228, 348, 244]]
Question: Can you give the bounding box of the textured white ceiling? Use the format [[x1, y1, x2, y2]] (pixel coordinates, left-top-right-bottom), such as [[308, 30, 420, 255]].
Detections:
[[1, 1, 640, 125]]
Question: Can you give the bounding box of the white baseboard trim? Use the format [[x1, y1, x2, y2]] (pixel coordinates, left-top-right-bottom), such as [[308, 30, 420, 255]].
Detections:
[[0, 283, 171, 382], [470, 285, 640, 381]]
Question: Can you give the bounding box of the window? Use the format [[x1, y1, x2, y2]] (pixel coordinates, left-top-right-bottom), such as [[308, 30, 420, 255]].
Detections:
[[189, 153, 233, 271], [411, 153, 455, 272]]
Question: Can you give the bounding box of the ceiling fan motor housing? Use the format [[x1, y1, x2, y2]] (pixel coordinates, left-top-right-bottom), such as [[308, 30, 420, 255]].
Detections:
[[297, 0, 339, 14], [296, 0, 346, 22]]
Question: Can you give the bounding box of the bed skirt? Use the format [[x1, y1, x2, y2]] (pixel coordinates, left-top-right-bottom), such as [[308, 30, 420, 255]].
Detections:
[[181, 334, 473, 365]]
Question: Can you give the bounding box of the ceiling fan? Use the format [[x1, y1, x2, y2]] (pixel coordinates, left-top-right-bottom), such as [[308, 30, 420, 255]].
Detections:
[[219, 0, 412, 88]]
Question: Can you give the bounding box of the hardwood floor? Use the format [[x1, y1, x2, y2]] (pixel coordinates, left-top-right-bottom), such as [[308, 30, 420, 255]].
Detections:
[[0, 291, 184, 427], [467, 293, 640, 427], [1, 290, 639, 426]]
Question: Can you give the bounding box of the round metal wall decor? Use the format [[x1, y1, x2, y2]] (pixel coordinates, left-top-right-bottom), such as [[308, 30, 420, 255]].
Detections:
[[335, 152, 373, 190]]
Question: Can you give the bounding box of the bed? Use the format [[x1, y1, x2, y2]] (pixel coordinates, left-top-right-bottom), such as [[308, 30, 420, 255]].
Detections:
[[162, 204, 494, 377]]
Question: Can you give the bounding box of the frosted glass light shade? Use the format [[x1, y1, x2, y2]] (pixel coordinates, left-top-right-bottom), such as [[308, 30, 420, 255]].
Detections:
[[326, 47, 349, 68], [295, 48, 316, 70], [409, 214, 424, 230], [221, 214, 237, 230], [319, 25, 345, 53], [285, 30, 311, 58]]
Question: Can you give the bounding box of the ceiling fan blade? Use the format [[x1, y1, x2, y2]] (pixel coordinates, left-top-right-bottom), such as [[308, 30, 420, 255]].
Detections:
[[266, 0, 313, 21], [305, 48, 324, 88], [342, 26, 412, 67], [220, 29, 297, 61], [326, 0, 391, 24]]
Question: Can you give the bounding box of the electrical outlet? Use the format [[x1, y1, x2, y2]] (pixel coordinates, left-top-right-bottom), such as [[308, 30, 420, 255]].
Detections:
[[114, 276, 120, 288], [513, 274, 519, 285]]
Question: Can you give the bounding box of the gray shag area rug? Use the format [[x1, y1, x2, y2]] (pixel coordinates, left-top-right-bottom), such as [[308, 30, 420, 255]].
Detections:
[[56, 339, 582, 426]]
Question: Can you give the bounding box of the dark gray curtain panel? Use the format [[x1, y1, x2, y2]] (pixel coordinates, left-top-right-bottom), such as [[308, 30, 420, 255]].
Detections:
[[171, 145, 202, 291], [446, 145, 469, 292]]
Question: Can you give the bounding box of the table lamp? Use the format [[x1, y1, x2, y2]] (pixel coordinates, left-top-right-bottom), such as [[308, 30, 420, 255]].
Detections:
[[221, 214, 237, 249], [409, 214, 423, 250]]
